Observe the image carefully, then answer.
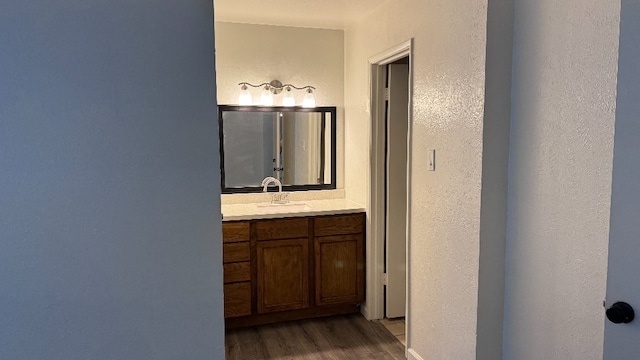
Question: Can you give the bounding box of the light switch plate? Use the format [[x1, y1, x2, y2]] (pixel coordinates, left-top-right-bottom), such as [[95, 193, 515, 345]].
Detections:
[[428, 149, 435, 171]]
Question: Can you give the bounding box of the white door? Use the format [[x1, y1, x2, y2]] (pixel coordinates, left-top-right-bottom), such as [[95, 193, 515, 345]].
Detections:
[[603, 7, 640, 357], [385, 63, 409, 319]]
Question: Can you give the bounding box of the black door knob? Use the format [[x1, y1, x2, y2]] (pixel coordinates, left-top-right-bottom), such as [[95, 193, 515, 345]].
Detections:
[[606, 302, 635, 324]]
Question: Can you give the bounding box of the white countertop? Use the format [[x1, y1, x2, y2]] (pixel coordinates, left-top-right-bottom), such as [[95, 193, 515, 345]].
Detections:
[[221, 198, 366, 221]]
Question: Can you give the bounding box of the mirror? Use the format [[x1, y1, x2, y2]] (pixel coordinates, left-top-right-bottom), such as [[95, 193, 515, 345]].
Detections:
[[218, 105, 337, 193]]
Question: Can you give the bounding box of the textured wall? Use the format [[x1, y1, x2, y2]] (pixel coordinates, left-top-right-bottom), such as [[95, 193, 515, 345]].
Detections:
[[504, 1, 620, 359], [215, 22, 345, 189], [345, 0, 488, 358], [0, 1, 224, 359]]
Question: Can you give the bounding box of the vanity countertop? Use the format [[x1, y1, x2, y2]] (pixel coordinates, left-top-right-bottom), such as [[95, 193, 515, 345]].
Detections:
[[221, 198, 365, 221]]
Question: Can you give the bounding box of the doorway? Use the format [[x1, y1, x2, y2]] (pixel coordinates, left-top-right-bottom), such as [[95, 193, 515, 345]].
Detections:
[[384, 59, 409, 321], [367, 40, 413, 352]]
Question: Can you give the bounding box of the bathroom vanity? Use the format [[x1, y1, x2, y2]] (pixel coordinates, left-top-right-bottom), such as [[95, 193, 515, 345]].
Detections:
[[218, 104, 362, 328], [221, 200, 365, 328]]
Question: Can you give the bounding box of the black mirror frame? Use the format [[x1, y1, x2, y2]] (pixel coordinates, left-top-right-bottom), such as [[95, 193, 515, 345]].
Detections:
[[218, 105, 337, 194]]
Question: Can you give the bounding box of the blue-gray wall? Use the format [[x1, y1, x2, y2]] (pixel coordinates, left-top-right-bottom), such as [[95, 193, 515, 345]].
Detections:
[[604, 1, 640, 358], [476, 0, 513, 359], [0, 1, 224, 359]]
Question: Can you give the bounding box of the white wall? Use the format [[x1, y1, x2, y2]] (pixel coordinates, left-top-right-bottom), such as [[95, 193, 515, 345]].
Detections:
[[345, 1, 489, 358], [0, 1, 224, 359], [215, 22, 345, 189], [503, 1, 621, 359]]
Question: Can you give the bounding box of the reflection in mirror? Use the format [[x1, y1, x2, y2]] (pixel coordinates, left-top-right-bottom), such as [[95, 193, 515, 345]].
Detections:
[[219, 106, 336, 193]]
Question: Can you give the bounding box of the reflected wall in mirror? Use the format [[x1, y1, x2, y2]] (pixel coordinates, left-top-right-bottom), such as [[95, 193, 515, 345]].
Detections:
[[219, 105, 337, 193]]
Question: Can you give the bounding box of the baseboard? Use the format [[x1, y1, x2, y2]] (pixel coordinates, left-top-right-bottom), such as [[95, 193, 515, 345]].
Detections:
[[360, 303, 370, 319], [407, 348, 424, 360], [361, 302, 377, 320]]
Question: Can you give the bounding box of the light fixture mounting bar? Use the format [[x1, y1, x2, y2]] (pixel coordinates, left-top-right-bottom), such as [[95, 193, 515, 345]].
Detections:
[[237, 80, 315, 94], [281, 84, 316, 91]]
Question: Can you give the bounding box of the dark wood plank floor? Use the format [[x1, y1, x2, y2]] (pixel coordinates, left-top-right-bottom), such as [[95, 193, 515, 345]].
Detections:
[[225, 313, 406, 360]]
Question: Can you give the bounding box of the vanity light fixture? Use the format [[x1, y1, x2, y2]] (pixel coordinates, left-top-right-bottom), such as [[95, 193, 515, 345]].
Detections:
[[302, 88, 316, 108], [238, 84, 252, 105], [260, 85, 274, 106], [237, 80, 316, 107], [282, 86, 296, 107]]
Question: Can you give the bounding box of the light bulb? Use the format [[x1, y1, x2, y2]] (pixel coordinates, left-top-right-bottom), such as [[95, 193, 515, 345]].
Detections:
[[238, 84, 252, 105], [282, 87, 295, 106], [260, 85, 274, 106], [302, 88, 316, 108]]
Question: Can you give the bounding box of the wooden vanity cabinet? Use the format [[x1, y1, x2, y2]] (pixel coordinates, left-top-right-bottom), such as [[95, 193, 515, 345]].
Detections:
[[255, 217, 310, 314], [222, 212, 365, 328], [314, 214, 365, 306], [222, 221, 251, 318]]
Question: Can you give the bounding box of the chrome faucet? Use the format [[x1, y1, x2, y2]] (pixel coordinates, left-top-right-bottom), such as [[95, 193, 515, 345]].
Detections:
[[261, 176, 282, 192], [261, 177, 289, 204]]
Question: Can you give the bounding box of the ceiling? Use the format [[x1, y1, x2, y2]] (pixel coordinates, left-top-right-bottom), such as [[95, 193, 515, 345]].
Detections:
[[214, 0, 388, 30]]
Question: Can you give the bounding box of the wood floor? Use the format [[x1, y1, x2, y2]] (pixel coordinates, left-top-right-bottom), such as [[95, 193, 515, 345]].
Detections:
[[225, 313, 406, 360]]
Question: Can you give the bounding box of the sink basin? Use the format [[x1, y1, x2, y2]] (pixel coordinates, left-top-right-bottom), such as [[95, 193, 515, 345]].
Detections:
[[256, 203, 312, 214]]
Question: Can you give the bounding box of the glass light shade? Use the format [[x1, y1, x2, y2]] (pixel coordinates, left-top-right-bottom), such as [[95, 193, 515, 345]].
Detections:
[[238, 85, 252, 105], [260, 87, 274, 106], [282, 87, 295, 106], [302, 89, 316, 108]]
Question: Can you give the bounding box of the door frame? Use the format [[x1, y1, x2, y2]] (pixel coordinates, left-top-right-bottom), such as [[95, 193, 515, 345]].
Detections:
[[365, 38, 413, 332]]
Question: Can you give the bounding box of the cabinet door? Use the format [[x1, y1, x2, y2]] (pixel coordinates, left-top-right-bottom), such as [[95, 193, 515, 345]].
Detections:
[[315, 234, 364, 306], [256, 239, 309, 313]]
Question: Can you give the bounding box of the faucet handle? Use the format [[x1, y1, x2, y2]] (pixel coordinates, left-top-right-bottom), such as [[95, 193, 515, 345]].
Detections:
[[271, 192, 290, 204]]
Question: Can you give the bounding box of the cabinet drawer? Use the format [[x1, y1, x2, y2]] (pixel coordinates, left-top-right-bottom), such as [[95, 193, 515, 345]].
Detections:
[[255, 218, 309, 241], [314, 213, 364, 237], [222, 222, 250, 243], [224, 262, 251, 283], [224, 282, 252, 318], [223, 242, 250, 263]]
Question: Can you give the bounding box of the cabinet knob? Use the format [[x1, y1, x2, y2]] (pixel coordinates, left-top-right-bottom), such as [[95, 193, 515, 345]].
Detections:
[[606, 302, 635, 324]]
